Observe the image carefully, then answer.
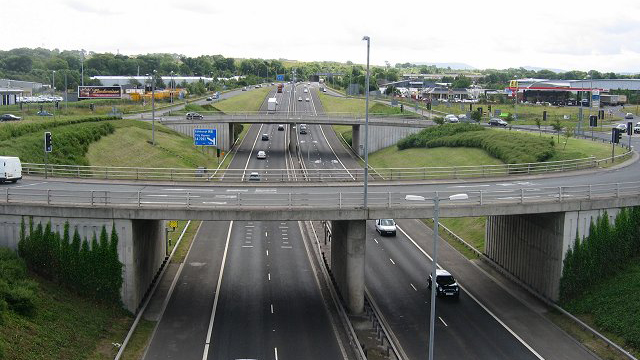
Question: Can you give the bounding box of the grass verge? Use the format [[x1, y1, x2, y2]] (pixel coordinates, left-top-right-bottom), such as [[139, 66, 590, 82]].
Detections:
[[421, 219, 480, 260], [318, 93, 415, 116], [214, 88, 271, 112], [369, 147, 502, 169], [118, 319, 156, 360]]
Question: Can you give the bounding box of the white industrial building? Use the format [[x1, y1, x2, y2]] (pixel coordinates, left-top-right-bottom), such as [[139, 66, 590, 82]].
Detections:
[[90, 75, 244, 87]]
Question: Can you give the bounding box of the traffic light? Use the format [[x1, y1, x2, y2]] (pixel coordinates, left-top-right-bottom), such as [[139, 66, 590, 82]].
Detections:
[[400, 104, 403, 113], [589, 115, 598, 127], [426, 102, 432, 111], [469, 104, 473, 111], [612, 128, 622, 144], [627, 122, 633, 136], [477, 107, 483, 115], [543, 111, 547, 121], [55, 101, 59, 109], [216, 148, 221, 157], [44, 132, 52, 152]]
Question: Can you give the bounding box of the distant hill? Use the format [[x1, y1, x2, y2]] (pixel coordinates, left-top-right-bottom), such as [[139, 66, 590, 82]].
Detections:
[[414, 62, 476, 70], [522, 66, 567, 73]]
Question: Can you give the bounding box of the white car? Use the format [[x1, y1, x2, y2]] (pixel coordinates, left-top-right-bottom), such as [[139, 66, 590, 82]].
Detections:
[[375, 219, 397, 236], [305, 97, 310, 102], [615, 123, 627, 132], [445, 114, 459, 123], [298, 97, 303, 101], [457, 114, 467, 120], [304, 88, 308, 93], [257, 151, 266, 159], [625, 113, 634, 119], [634, 122, 640, 134], [248, 172, 261, 181]]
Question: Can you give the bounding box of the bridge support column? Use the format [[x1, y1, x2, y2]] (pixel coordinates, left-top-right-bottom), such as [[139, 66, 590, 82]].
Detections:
[[228, 123, 236, 149], [330, 219, 366, 314], [289, 123, 297, 154], [485, 209, 620, 300], [351, 125, 361, 156]]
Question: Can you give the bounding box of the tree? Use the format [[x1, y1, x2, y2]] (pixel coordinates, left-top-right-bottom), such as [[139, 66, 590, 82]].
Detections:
[[471, 109, 482, 123], [504, 113, 514, 130], [452, 75, 471, 89], [128, 77, 142, 88], [534, 118, 542, 136], [551, 119, 564, 142], [563, 124, 575, 149]]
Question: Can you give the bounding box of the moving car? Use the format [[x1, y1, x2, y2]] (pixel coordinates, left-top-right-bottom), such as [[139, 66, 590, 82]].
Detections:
[[186, 112, 203, 120], [0, 156, 22, 183], [242, 87, 247, 91], [256, 150, 266, 159], [278, 124, 285, 131], [428, 269, 460, 298], [37, 110, 53, 116], [304, 88, 308, 93], [634, 122, 640, 134], [248, 172, 261, 181], [299, 124, 307, 134], [206, 96, 213, 101], [298, 97, 303, 101], [261, 133, 269, 141], [0, 114, 21, 121], [375, 219, 397, 236], [444, 114, 459, 123], [489, 118, 508, 126], [625, 113, 634, 119], [615, 123, 627, 131], [305, 97, 310, 102]]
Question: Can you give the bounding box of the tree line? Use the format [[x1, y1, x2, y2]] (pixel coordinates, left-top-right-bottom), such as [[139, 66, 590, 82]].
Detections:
[[17, 218, 123, 303], [560, 207, 640, 301]]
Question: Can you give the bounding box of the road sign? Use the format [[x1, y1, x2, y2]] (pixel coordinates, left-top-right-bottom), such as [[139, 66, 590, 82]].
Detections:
[[168, 220, 178, 229], [194, 129, 217, 146], [276, 74, 284, 81]]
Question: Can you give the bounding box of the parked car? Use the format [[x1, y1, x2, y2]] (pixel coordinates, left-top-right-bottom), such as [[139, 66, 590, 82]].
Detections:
[[257, 150, 266, 159], [428, 269, 460, 298], [242, 87, 247, 91], [186, 112, 203, 120], [37, 110, 53, 116], [457, 114, 467, 121], [248, 172, 261, 181], [375, 219, 397, 236], [0, 114, 21, 121], [489, 118, 508, 127], [206, 96, 213, 101], [615, 123, 627, 132], [634, 122, 640, 134], [278, 124, 285, 131], [625, 113, 634, 119], [444, 114, 459, 123], [261, 133, 269, 141]]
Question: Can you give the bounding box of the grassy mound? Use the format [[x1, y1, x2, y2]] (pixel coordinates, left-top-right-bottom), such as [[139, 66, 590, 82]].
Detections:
[[397, 123, 484, 149]]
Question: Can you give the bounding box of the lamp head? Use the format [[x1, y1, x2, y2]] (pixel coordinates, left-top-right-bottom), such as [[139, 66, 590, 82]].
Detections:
[[362, 36, 370, 41]]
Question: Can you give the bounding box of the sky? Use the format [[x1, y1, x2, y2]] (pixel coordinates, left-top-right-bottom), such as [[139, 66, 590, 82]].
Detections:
[[2, 0, 640, 73]]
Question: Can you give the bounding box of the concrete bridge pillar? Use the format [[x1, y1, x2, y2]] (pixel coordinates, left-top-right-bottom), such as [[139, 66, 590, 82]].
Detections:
[[485, 208, 620, 300], [330, 219, 366, 314], [228, 123, 236, 148], [351, 125, 361, 156], [289, 123, 297, 154]]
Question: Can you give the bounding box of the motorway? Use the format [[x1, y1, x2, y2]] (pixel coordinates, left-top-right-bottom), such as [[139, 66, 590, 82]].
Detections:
[[12, 84, 638, 359], [143, 83, 347, 360]]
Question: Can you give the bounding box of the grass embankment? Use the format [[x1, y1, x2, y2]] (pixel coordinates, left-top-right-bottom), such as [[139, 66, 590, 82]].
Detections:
[[318, 92, 412, 116], [0, 248, 132, 360], [214, 88, 271, 112]]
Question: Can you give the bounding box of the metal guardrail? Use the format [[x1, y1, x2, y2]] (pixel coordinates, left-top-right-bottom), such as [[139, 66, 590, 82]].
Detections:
[[3, 181, 640, 210], [23, 154, 627, 183], [160, 111, 423, 120]]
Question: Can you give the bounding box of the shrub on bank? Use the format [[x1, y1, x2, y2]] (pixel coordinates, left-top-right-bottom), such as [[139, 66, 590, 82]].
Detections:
[[397, 123, 484, 150]]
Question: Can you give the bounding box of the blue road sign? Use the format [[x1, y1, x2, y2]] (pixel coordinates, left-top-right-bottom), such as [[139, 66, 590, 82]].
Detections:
[[276, 74, 284, 81], [194, 129, 217, 146]]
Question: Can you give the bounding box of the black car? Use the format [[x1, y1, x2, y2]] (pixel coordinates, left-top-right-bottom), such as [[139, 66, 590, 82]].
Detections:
[[489, 118, 508, 127], [261, 133, 269, 141], [428, 269, 460, 298], [186, 112, 203, 120], [37, 110, 53, 116], [0, 114, 21, 121], [278, 124, 285, 131]]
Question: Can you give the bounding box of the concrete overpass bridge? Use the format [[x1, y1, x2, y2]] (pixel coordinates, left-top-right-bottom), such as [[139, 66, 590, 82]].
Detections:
[[0, 180, 638, 313]]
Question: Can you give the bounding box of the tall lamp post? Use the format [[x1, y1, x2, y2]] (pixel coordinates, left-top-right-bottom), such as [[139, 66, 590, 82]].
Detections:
[[52, 70, 56, 117], [170, 71, 174, 104], [362, 36, 370, 208], [146, 71, 157, 145]]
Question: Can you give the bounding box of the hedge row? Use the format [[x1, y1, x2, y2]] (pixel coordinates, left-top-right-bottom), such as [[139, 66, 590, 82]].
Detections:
[[18, 219, 123, 302], [397, 123, 484, 150], [560, 207, 640, 301], [0, 121, 115, 165], [0, 116, 118, 141], [424, 130, 556, 164]]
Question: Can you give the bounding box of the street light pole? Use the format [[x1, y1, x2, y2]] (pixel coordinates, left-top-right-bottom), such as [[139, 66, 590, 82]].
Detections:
[[81, 49, 85, 86], [52, 70, 56, 117], [152, 70, 156, 145], [428, 195, 440, 360], [362, 36, 370, 208]]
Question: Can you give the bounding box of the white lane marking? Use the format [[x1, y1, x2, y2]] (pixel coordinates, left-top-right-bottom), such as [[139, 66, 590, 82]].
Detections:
[[268, 273, 271, 281], [397, 225, 545, 360], [202, 221, 234, 360], [201, 202, 227, 205], [389, 258, 396, 265], [14, 181, 47, 188], [266, 250, 269, 256], [242, 245, 254, 248], [226, 189, 248, 192], [439, 317, 448, 327], [281, 245, 292, 249], [271, 304, 274, 314], [410, 283, 417, 291], [215, 195, 236, 199], [374, 239, 379, 244], [147, 194, 169, 197], [448, 184, 490, 188], [255, 189, 277, 193], [245, 225, 255, 228], [278, 226, 288, 229], [265, 231, 268, 237], [242, 124, 264, 181], [274, 347, 279, 360]]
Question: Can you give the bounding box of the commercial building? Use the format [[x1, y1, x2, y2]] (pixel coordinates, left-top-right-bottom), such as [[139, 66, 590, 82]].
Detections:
[[0, 88, 24, 106]]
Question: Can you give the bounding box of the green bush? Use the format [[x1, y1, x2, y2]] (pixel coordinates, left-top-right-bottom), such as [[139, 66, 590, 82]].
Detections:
[[425, 130, 556, 163], [1, 284, 36, 317], [0, 116, 117, 141], [397, 123, 484, 150]]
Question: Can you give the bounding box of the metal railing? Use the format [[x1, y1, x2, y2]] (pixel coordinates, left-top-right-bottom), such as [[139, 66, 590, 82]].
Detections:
[[159, 111, 423, 120], [23, 154, 629, 183], [3, 180, 640, 210]]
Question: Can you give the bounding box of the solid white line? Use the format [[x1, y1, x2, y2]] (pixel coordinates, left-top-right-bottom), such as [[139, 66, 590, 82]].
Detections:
[[241, 124, 264, 181], [202, 221, 234, 360], [410, 283, 417, 291], [397, 225, 545, 360], [389, 258, 396, 265], [439, 317, 448, 327], [448, 184, 491, 188], [274, 347, 278, 360], [271, 304, 274, 314], [241, 245, 253, 248], [13, 181, 47, 188]]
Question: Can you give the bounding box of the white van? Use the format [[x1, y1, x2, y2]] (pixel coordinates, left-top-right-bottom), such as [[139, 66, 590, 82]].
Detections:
[[0, 156, 22, 183]]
